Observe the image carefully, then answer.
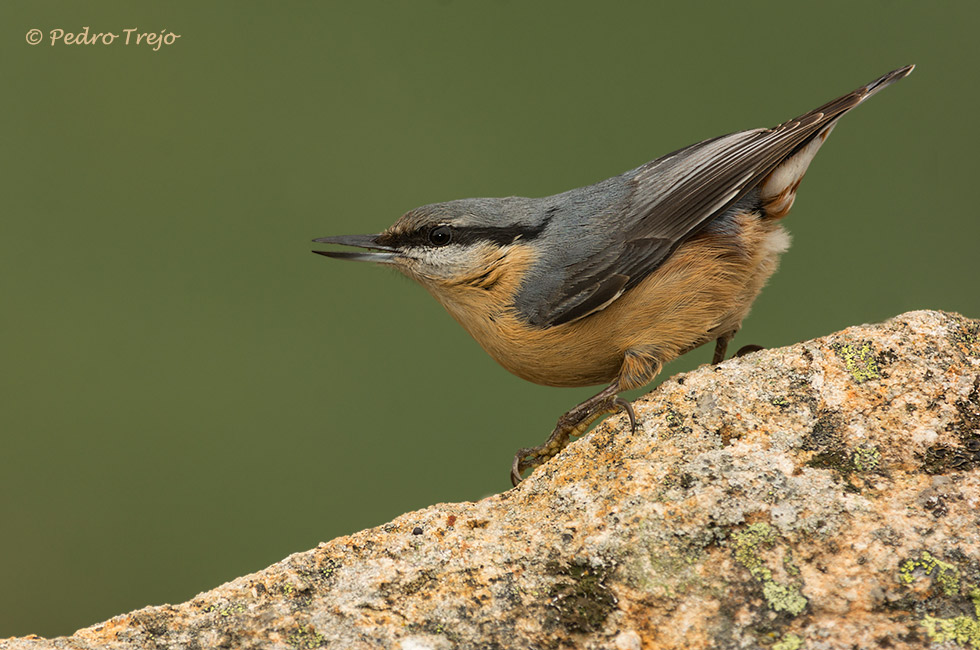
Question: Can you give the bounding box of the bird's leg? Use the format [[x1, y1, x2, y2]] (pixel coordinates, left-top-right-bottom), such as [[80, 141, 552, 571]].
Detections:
[[510, 349, 661, 486], [712, 330, 764, 363], [510, 382, 622, 486], [712, 330, 737, 365]]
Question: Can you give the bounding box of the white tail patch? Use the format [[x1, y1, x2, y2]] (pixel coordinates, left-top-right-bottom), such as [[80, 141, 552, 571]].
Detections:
[[760, 124, 836, 219], [762, 226, 792, 257]]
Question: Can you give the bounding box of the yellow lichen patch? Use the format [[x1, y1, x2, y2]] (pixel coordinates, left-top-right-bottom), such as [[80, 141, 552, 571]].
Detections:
[[851, 446, 881, 472], [832, 341, 881, 383], [899, 551, 960, 596], [731, 523, 807, 616], [920, 615, 980, 649], [772, 632, 804, 650]]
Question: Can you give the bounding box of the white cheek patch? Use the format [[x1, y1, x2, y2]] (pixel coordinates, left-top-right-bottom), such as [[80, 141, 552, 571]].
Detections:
[[403, 243, 492, 281]]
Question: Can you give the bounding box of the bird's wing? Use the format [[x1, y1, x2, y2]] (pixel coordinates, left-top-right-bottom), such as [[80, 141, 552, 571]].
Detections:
[[531, 65, 913, 328]]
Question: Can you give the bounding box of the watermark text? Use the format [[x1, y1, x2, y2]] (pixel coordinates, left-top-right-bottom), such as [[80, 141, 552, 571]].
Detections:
[[26, 27, 181, 51]]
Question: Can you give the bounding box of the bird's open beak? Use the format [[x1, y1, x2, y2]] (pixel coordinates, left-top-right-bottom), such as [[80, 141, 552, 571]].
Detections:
[[312, 234, 397, 263]]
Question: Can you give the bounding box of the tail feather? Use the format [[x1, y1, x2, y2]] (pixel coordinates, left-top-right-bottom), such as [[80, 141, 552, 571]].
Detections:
[[760, 65, 914, 219]]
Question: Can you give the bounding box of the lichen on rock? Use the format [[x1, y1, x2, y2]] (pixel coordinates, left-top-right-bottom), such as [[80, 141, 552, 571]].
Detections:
[[1, 310, 978, 650], [731, 523, 808, 617]]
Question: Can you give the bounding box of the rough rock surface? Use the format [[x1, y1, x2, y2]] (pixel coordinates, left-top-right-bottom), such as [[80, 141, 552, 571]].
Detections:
[[3, 310, 980, 650]]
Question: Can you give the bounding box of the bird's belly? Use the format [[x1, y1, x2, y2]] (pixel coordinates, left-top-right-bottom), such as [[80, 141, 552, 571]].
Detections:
[[438, 216, 789, 389], [435, 295, 623, 387], [484, 326, 626, 388]]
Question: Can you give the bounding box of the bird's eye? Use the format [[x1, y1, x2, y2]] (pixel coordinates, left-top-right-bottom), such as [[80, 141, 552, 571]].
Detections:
[[428, 225, 453, 246]]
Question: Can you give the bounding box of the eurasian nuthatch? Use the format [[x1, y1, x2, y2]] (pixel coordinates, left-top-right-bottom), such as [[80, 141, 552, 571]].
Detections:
[[314, 65, 913, 486]]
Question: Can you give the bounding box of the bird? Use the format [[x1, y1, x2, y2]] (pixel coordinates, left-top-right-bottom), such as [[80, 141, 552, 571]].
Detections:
[[314, 65, 914, 486]]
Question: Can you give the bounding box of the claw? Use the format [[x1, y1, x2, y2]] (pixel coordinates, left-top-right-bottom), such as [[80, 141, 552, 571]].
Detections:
[[511, 450, 529, 486], [714, 332, 764, 363], [614, 397, 637, 432], [735, 344, 764, 358], [511, 442, 559, 486]]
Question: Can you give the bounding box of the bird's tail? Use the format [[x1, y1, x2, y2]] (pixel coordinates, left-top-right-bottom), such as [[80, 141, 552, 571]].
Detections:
[[759, 64, 914, 219]]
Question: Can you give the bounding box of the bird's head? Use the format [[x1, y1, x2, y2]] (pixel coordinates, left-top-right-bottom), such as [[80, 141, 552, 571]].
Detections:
[[314, 198, 546, 293]]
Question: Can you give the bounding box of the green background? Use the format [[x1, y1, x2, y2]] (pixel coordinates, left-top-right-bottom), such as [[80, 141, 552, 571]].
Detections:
[[2, 0, 977, 637]]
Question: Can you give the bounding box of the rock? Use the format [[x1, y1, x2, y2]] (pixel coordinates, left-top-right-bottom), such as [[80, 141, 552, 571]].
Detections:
[[3, 310, 979, 650]]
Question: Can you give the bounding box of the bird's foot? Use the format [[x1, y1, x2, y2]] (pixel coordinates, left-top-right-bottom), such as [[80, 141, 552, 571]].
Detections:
[[510, 383, 635, 486]]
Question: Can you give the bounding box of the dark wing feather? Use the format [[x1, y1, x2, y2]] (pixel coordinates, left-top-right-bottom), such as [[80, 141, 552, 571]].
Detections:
[[545, 273, 631, 326], [539, 65, 913, 328]]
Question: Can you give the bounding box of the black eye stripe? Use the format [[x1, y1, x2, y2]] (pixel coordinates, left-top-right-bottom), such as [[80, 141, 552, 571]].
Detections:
[[377, 220, 549, 249], [454, 224, 547, 246]]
